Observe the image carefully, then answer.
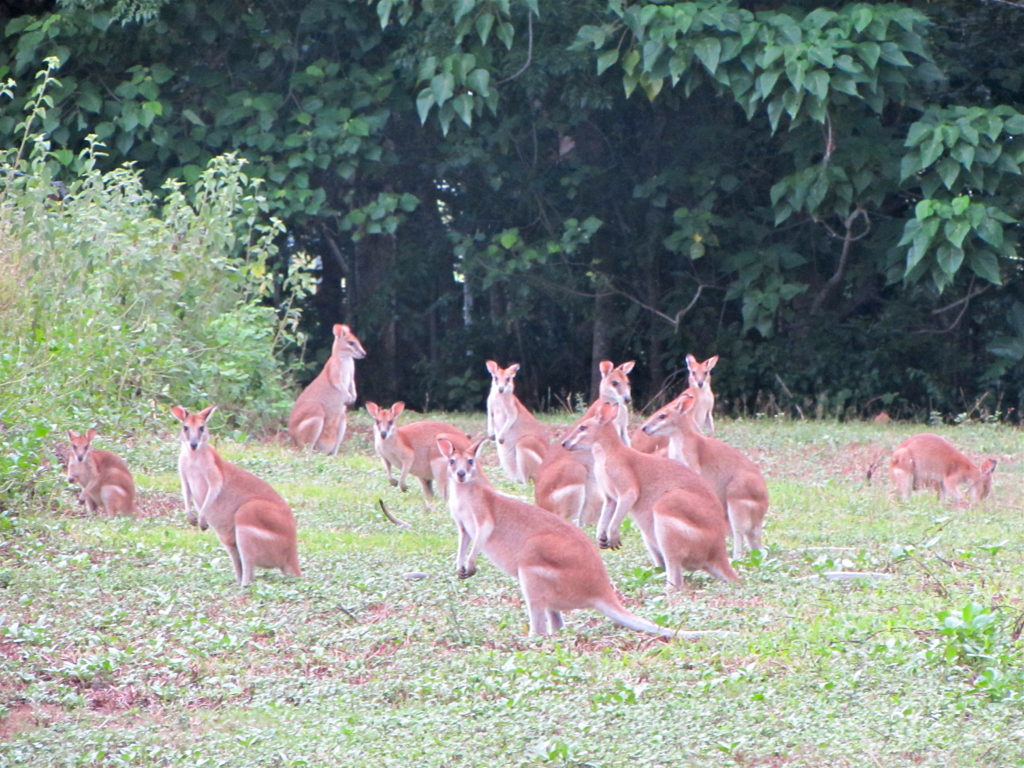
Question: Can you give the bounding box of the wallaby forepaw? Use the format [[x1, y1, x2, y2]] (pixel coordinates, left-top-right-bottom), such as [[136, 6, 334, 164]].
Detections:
[[457, 566, 475, 580], [388, 478, 398, 487]]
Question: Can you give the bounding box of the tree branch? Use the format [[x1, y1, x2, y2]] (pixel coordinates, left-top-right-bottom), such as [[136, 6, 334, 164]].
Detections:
[[810, 207, 869, 315]]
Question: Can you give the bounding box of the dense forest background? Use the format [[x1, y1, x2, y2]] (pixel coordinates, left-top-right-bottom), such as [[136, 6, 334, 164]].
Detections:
[[3, 0, 1024, 429]]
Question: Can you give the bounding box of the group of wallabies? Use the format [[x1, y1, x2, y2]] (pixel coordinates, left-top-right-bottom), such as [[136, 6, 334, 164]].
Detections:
[[65, 323, 999, 639]]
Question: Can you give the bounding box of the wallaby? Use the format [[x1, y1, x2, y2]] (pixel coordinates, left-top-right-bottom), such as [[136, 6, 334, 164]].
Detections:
[[561, 402, 737, 586], [889, 433, 996, 505], [438, 435, 689, 638], [640, 389, 768, 559], [686, 354, 719, 436], [582, 360, 635, 445], [485, 360, 517, 440], [172, 405, 301, 586], [486, 361, 549, 483], [533, 439, 603, 526], [65, 429, 138, 515], [366, 401, 470, 500], [288, 323, 366, 454]]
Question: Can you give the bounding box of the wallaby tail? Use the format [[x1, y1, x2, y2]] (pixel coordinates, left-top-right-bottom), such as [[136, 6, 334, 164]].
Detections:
[[595, 597, 739, 641]]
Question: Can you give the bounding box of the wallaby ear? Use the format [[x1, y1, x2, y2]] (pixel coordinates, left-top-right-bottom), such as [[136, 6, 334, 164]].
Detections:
[[508, 363, 520, 376], [436, 436, 456, 458], [365, 401, 380, 418], [170, 406, 188, 422], [392, 401, 405, 417], [981, 458, 997, 475], [599, 360, 614, 376], [85, 428, 97, 442], [673, 390, 695, 413], [468, 436, 488, 458], [197, 404, 218, 422], [685, 354, 698, 370], [332, 323, 345, 337], [485, 360, 499, 375], [620, 361, 636, 374], [705, 355, 719, 370], [597, 401, 619, 424], [67, 429, 78, 441]]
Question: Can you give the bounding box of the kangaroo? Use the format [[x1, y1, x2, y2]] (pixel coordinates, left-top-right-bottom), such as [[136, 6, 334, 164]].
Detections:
[[366, 401, 471, 500], [686, 354, 719, 436], [890, 433, 996, 505], [438, 435, 691, 638], [486, 361, 549, 483], [288, 323, 366, 454], [561, 402, 737, 586], [172, 405, 301, 586], [640, 389, 768, 559], [65, 429, 138, 515]]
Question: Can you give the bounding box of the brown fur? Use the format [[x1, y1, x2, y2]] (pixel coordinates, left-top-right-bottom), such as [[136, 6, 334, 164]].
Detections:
[[890, 433, 996, 505], [172, 405, 300, 586], [288, 324, 366, 454], [366, 401, 470, 500], [640, 389, 768, 559], [65, 429, 138, 515], [561, 403, 737, 587]]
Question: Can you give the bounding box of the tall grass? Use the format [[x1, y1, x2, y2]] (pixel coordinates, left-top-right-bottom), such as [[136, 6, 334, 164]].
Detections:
[[0, 60, 312, 513]]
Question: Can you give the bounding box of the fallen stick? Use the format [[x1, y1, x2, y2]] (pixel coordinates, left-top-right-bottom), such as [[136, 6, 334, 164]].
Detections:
[[378, 498, 411, 529]]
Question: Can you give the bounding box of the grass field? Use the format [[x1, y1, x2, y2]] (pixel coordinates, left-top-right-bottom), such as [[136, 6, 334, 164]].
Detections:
[[2, 412, 1023, 767]]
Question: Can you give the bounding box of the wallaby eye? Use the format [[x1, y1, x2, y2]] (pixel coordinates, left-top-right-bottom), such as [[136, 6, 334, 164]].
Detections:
[[467, 458, 474, 466], [182, 426, 188, 433], [449, 459, 456, 466], [198, 425, 205, 432], [580, 425, 588, 432]]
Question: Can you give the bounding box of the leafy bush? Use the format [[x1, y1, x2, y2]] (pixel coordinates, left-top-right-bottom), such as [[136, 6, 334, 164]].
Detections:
[[0, 61, 312, 513]]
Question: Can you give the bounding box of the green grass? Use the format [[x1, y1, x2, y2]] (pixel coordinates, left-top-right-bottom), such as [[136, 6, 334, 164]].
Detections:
[[2, 412, 1023, 766]]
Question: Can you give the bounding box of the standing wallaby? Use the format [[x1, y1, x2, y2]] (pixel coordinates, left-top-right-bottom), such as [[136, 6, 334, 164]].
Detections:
[[366, 401, 470, 500], [640, 389, 768, 559], [485, 361, 549, 483], [583, 360, 635, 445], [561, 402, 737, 586], [172, 405, 301, 586], [686, 354, 719, 437], [890, 433, 996, 505], [288, 324, 366, 454], [65, 429, 138, 515], [438, 435, 685, 638]]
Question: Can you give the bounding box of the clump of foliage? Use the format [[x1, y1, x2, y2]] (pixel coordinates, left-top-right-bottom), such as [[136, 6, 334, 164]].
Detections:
[[0, 60, 313, 514]]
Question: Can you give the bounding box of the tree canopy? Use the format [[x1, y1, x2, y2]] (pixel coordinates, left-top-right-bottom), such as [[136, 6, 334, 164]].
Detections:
[[3, 0, 1024, 420]]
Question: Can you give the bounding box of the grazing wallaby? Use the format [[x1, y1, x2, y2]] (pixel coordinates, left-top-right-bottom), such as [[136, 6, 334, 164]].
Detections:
[[65, 429, 138, 515], [172, 405, 301, 586], [640, 389, 768, 559], [890, 433, 996, 505], [486, 361, 549, 483], [561, 402, 737, 586], [686, 354, 719, 436], [583, 360, 635, 445], [438, 435, 684, 638], [366, 401, 470, 500], [533, 439, 602, 526], [288, 323, 366, 454]]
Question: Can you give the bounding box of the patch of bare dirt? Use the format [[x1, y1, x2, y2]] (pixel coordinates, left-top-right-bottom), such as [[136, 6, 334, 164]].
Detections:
[[0, 703, 64, 740]]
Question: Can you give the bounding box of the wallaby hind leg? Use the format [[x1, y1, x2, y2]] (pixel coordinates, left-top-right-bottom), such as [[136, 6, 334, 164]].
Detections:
[[547, 610, 564, 633], [101, 485, 129, 516], [418, 477, 435, 499], [293, 415, 325, 452]]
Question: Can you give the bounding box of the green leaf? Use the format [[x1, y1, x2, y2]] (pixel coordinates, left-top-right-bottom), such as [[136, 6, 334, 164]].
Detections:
[[951, 195, 970, 216], [936, 242, 964, 276], [452, 93, 473, 127], [944, 219, 970, 249], [596, 49, 619, 76], [938, 158, 959, 190], [499, 230, 519, 249], [415, 88, 434, 125], [805, 70, 828, 101], [950, 142, 975, 171], [475, 13, 495, 45], [1004, 113, 1024, 134], [467, 68, 490, 95], [969, 250, 1002, 285], [977, 216, 1004, 248], [496, 21, 514, 49], [454, 0, 474, 24], [694, 38, 722, 74], [431, 73, 455, 105], [879, 42, 911, 67], [915, 199, 934, 218], [347, 117, 370, 137], [857, 41, 880, 69], [905, 122, 931, 148]]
